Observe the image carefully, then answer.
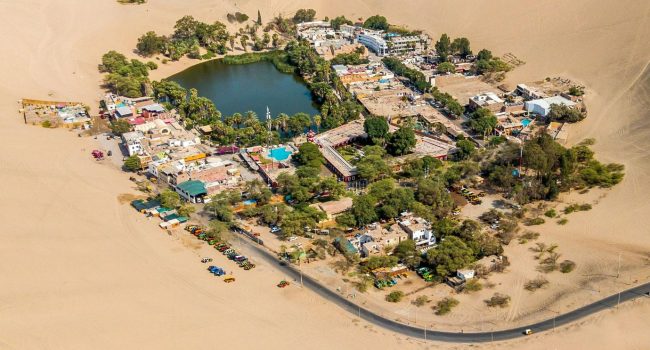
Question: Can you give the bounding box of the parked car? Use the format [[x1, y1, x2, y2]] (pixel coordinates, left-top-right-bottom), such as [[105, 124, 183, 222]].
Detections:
[[270, 226, 281, 233], [201, 258, 213, 263], [288, 236, 298, 242]]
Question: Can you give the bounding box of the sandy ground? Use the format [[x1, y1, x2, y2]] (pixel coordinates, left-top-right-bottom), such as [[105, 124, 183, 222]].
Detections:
[[0, 0, 649, 349]]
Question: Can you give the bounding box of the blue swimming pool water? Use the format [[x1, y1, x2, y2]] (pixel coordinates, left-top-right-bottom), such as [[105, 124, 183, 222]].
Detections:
[[522, 118, 532, 127], [243, 199, 257, 205], [268, 147, 292, 161]]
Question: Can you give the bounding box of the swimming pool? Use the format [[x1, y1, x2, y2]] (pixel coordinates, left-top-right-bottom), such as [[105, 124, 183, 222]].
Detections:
[[521, 118, 532, 127], [243, 199, 257, 205], [267, 147, 292, 161]]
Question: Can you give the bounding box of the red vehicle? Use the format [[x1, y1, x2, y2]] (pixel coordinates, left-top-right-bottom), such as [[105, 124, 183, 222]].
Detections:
[[91, 150, 104, 160]]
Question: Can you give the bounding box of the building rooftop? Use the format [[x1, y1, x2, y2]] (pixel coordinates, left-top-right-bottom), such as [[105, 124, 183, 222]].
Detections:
[[176, 180, 207, 196]]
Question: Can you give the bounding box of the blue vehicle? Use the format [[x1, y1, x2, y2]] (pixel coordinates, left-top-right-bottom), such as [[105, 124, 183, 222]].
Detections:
[[208, 266, 225, 276]]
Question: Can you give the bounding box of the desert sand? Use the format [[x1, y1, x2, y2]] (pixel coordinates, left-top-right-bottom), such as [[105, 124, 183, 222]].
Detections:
[[0, 0, 649, 349]]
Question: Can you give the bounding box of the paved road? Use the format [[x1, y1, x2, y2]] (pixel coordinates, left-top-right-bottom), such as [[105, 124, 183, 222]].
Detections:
[[237, 232, 650, 343]]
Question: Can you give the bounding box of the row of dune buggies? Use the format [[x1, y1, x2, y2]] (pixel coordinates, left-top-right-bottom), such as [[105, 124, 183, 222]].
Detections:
[[185, 225, 256, 270]]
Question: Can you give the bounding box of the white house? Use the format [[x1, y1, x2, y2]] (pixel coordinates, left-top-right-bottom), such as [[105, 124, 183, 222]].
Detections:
[[457, 269, 475, 281], [121, 131, 144, 156], [525, 96, 576, 117], [357, 32, 388, 56], [398, 215, 436, 248]]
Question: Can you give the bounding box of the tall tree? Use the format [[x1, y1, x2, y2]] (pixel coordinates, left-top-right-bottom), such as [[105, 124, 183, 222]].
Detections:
[[435, 34, 451, 62]]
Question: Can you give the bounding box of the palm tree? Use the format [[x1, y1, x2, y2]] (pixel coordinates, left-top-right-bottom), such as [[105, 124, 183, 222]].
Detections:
[[230, 113, 243, 129], [275, 113, 289, 133], [242, 111, 258, 127], [313, 115, 322, 132]]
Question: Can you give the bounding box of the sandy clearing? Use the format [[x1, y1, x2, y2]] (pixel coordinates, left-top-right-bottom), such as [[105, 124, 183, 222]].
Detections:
[[0, 0, 649, 349]]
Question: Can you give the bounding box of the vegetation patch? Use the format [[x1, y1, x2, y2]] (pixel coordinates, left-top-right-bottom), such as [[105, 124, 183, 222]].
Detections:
[[524, 276, 549, 291], [434, 297, 459, 315], [518, 231, 540, 244], [385, 290, 405, 303], [485, 293, 511, 308], [544, 209, 557, 218], [463, 279, 483, 293], [560, 260, 577, 273], [525, 217, 545, 226], [563, 203, 592, 214], [411, 295, 431, 307]]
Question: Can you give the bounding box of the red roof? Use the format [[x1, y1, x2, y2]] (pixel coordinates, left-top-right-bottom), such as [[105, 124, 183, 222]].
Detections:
[[127, 117, 146, 125]]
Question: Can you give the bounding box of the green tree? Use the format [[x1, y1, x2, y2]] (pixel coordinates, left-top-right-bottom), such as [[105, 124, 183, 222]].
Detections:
[[437, 62, 455, 74], [159, 189, 181, 209], [152, 80, 187, 106], [292, 9, 316, 23], [257, 10, 262, 25], [476, 49, 492, 61], [451, 37, 472, 58], [364, 116, 389, 144], [351, 195, 378, 226], [548, 103, 584, 123], [393, 239, 422, 268], [357, 154, 391, 182], [468, 107, 497, 136], [363, 15, 389, 31], [136, 31, 167, 56], [123, 155, 141, 172], [416, 178, 454, 217], [435, 34, 451, 62], [110, 118, 131, 135], [330, 15, 353, 30], [368, 178, 396, 202], [294, 142, 323, 168], [426, 236, 474, 276], [386, 127, 416, 156], [456, 139, 476, 160]]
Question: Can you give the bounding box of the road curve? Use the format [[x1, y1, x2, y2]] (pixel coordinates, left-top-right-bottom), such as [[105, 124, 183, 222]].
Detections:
[[238, 234, 650, 343]]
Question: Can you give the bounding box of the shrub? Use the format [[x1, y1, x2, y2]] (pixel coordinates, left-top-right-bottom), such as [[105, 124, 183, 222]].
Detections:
[[564, 203, 592, 214], [385, 290, 405, 303], [518, 231, 540, 244], [485, 293, 510, 308], [544, 209, 557, 218], [463, 279, 483, 293], [524, 276, 549, 291], [525, 217, 545, 226], [560, 260, 576, 273], [411, 295, 430, 307], [41, 120, 52, 128], [557, 218, 568, 225], [538, 252, 561, 273], [434, 297, 459, 315]]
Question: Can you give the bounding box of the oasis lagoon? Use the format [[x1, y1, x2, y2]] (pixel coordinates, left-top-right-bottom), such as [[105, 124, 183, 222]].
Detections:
[[169, 60, 320, 119]]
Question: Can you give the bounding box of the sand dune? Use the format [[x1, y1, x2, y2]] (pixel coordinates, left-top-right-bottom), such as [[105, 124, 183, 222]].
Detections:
[[0, 0, 649, 349]]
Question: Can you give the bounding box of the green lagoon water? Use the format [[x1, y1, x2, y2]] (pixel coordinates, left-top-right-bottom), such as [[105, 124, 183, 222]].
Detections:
[[169, 60, 319, 119]]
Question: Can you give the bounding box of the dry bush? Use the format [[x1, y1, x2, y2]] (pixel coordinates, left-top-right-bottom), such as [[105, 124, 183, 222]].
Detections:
[[518, 231, 540, 244], [434, 297, 459, 315], [524, 276, 549, 291], [411, 295, 431, 307], [463, 279, 483, 293], [485, 293, 511, 308]]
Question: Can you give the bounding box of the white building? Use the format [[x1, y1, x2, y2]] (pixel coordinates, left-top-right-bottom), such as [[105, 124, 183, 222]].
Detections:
[[525, 96, 576, 117], [398, 214, 436, 248], [121, 131, 144, 156], [388, 35, 422, 54], [357, 32, 388, 56]]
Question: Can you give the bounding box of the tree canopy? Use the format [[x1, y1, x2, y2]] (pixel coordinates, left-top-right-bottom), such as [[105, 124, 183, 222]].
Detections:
[[386, 127, 416, 156], [363, 15, 389, 31], [427, 236, 475, 276]]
